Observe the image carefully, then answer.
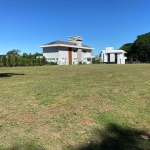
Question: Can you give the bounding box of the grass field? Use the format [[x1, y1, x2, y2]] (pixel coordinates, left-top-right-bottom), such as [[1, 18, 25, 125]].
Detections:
[[0, 64, 150, 150]]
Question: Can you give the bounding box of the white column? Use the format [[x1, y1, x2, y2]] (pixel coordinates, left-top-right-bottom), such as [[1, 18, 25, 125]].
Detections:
[[120, 53, 123, 64], [101, 52, 104, 62], [117, 54, 120, 64], [110, 53, 115, 62], [104, 53, 108, 62]]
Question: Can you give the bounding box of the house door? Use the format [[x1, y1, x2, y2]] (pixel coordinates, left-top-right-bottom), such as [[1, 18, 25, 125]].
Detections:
[[68, 48, 72, 65], [108, 53, 110, 62], [115, 53, 117, 64]]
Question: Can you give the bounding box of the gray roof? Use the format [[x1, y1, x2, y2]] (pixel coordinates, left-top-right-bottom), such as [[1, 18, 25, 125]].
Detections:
[[44, 40, 91, 48]]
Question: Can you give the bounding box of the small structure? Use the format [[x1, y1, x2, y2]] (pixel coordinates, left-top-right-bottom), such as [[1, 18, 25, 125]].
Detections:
[[101, 47, 127, 64], [39, 36, 95, 65]]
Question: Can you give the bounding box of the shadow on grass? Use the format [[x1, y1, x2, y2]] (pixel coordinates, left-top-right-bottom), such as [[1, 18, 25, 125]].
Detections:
[[69, 123, 150, 150], [0, 140, 45, 150], [0, 73, 25, 77]]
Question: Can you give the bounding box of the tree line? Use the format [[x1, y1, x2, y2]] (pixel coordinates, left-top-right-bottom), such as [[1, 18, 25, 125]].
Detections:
[[120, 32, 150, 63], [0, 49, 47, 67]]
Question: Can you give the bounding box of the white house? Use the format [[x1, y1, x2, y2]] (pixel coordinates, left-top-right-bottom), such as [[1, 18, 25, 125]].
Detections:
[[101, 47, 127, 64], [39, 36, 95, 65]]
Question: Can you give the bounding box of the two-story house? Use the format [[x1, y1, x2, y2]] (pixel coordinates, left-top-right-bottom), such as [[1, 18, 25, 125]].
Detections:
[[39, 36, 95, 65]]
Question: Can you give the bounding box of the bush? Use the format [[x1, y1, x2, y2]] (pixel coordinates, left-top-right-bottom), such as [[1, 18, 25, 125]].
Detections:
[[46, 62, 58, 65], [78, 61, 82, 65], [92, 58, 101, 64], [1, 55, 7, 67]]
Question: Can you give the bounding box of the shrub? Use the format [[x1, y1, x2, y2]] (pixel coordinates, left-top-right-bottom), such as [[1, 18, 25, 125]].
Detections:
[[78, 61, 82, 65], [46, 62, 58, 65], [92, 58, 101, 64]]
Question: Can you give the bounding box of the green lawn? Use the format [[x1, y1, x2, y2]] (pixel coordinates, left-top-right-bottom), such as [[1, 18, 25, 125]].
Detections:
[[0, 64, 150, 150]]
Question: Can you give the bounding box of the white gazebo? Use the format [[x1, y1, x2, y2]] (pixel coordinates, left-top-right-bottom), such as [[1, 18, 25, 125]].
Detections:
[[101, 47, 127, 64]]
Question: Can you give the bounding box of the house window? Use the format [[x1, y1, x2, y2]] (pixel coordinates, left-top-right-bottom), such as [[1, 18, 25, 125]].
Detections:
[[87, 58, 91, 61], [83, 50, 86, 53], [73, 49, 77, 52], [47, 58, 55, 61]]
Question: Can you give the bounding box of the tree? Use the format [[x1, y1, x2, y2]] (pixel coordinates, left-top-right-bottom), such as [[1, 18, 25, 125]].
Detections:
[[120, 43, 133, 52], [119, 43, 133, 60], [133, 32, 150, 62], [2, 55, 7, 66], [120, 32, 150, 62], [22, 53, 29, 58], [1, 50, 45, 67], [6, 49, 20, 57], [7, 55, 11, 66], [14, 56, 19, 66], [41, 56, 46, 65], [33, 52, 42, 58]]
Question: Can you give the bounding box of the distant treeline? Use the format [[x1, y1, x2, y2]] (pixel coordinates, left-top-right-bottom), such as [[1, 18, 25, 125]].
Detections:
[[0, 49, 47, 67]]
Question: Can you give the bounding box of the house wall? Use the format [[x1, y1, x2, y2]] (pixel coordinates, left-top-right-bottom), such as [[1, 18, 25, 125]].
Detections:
[[85, 50, 92, 64], [72, 48, 77, 64], [77, 49, 92, 64], [82, 49, 87, 63], [86, 50, 92, 56], [77, 49, 82, 63], [43, 47, 58, 62], [85, 50, 92, 60], [81, 49, 92, 64], [58, 47, 69, 65], [43, 47, 93, 65]]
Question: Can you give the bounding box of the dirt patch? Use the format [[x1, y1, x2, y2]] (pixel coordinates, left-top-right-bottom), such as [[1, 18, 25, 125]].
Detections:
[[85, 97, 114, 113], [38, 104, 68, 118], [75, 103, 83, 111], [99, 104, 114, 113], [78, 116, 96, 127], [11, 109, 38, 125]]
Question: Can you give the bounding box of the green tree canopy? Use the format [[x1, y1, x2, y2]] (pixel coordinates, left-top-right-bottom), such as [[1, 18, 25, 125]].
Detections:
[[2, 55, 7, 66], [134, 32, 150, 62], [120, 43, 133, 52], [120, 43, 133, 60], [120, 32, 150, 62], [6, 49, 21, 57]]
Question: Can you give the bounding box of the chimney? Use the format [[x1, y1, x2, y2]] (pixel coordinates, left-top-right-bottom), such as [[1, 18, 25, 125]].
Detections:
[[68, 36, 82, 46]]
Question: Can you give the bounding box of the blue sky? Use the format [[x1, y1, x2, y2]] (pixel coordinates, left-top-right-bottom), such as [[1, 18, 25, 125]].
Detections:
[[0, 0, 150, 56]]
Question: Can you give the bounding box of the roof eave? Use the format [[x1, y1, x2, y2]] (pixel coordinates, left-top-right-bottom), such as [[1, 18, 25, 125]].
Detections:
[[39, 44, 94, 50], [102, 50, 126, 53]]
